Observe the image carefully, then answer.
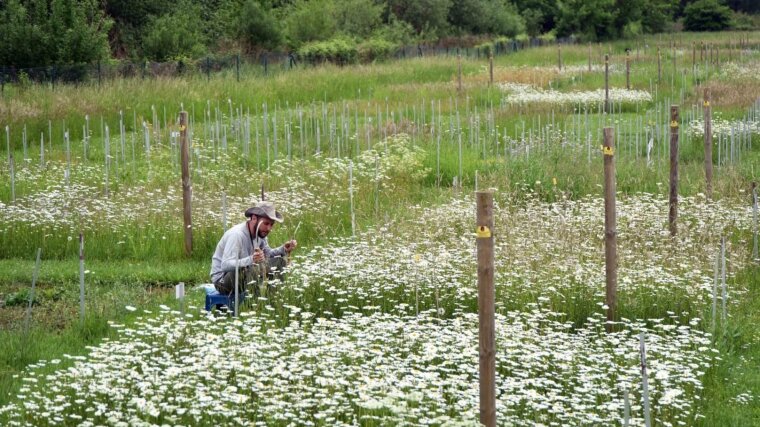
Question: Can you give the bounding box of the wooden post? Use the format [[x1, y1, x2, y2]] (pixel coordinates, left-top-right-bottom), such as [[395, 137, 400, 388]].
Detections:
[[704, 89, 713, 199], [476, 190, 496, 427], [180, 111, 193, 256], [669, 105, 679, 237], [625, 51, 631, 90], [588, 43, 592, 72], [489, 52, 494, 86], [692, 42, 696, 72], [604, 54, 610, 114], [603, 128, 617, 332], [558, 44, 562, 71], [457, 54, 463, 92]]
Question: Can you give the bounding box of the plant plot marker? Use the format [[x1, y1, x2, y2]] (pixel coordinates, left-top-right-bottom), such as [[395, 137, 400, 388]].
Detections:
[[24, 248, 42, 334], [476, 190, 496, 427], [753, 182, 758, 261], [176, 282, 185, 317], [79, 234, 85, 322], [640, 332, 652, 427], [721, 236, 727, 330], [704, 89, 713, 199]]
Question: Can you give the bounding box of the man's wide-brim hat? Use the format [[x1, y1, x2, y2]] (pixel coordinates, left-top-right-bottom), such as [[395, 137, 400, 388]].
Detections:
[[244, 201, 283, 223]]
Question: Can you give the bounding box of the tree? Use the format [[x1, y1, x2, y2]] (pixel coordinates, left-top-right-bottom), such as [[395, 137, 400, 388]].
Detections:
[[334, 0, 384, 38], [0, 0, 111, 68], [389, 0, 452, 38], [236, 0, 282, 50], [514, 0, 559, 33], [556, 0, 617, 41], [142, 5, 207, 60], [283, 0, 337, 48], [449, 0, 524, 36], [683, 0, 732, 31]]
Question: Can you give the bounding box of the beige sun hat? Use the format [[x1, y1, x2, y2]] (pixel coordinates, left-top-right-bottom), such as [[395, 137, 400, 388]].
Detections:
[[244, 201, 284, 223]]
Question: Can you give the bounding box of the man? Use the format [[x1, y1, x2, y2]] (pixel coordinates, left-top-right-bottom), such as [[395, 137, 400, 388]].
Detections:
[[210, 201, 297, 297]]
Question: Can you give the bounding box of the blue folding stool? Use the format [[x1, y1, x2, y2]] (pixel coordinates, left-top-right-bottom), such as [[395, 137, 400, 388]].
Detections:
[[202, 284, 246, 315]]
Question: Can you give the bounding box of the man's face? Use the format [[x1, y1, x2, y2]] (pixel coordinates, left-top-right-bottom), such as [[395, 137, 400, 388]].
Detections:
[[256, 217, 275, 238]]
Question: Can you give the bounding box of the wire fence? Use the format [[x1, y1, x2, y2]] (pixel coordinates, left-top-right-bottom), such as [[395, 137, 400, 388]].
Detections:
[[0, 37, 578, 90]]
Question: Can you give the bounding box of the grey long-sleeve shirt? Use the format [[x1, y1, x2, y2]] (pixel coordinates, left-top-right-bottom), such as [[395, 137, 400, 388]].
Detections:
[[210, 221, 286, 284]]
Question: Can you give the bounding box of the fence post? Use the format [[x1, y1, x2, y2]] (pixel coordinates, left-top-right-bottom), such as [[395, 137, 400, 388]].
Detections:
[[206, 57, 211, 82], [669, 105, 679, 237], [97, 60, 101, 87], [704, 89, 713, 199], [603, 127, 617, 333], [180, 111, 193, 256], [604, 54, 610, 114], [557, 44, 562, 71], [264, 54, 268, 76], [236, 54, 240, 82], [476, 190, 496, 427]]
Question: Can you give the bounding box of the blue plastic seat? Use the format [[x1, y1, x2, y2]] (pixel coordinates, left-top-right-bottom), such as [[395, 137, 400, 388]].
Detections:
[[204, 290, 246, 315]]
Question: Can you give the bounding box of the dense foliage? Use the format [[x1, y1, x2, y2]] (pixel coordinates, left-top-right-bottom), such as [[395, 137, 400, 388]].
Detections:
[[0, 0, 755, 66]]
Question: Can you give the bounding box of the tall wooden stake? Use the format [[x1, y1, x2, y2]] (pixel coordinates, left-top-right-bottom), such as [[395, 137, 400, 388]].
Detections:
[[625, 51, 631, 90], [704, 89, 713, 199], [603, 128, 617, 332], [669, 105, 679, 237], [476, 190, 496, 427], [604, 54, 610, 114], [180, 111, 193, 256]]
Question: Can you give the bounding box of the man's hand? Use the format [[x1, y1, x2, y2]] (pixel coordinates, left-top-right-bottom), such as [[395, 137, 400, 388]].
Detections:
[[252, 248, 265, 263], [284, 240, 298, 253]]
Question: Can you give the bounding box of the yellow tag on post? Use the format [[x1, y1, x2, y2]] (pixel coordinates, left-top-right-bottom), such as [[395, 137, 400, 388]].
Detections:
[[601, 146, 614, 156], [670, 121, 679, 128], [703, 101, 710, 107], [476, 226, 491, 238]]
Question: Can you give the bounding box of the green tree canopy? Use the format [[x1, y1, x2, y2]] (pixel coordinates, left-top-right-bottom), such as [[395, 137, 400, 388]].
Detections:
[[683, 0, 733, 31]]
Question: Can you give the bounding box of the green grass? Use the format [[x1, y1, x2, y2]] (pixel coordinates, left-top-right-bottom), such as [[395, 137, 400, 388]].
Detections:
[[0, 30, 759, 423]]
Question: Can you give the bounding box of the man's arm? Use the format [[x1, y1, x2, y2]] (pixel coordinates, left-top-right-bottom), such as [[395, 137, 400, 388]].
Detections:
[[260, 238, 286, 258], [221, 235, 253, 271]]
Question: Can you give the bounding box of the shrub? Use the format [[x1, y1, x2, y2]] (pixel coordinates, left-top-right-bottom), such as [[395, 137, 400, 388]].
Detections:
[[357, 38, 398, 62], [683, 0, 732, 32], [235, 0, 282, 51], [298, 37, 358, 65], [141, 7, 206, 61]]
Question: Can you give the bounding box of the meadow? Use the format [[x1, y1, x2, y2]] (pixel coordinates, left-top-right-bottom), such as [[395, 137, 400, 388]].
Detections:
[[1, 31, 759, 425]]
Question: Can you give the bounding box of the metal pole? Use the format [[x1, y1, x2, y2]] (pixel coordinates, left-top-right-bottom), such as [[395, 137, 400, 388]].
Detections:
[[704, 89, 713, 199], [79, 234, 85, 322], [476, 190, 496, 427]]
